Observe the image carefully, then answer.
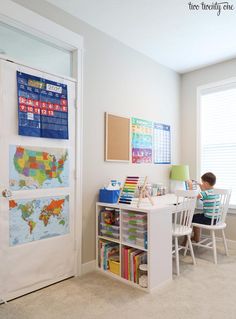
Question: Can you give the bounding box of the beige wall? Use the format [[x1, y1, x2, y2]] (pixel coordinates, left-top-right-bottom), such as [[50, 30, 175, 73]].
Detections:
[[181, 59, 236, 240], [13, 0, 181, 263]]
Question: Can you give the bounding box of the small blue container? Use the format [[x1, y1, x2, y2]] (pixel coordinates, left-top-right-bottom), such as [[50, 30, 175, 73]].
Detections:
[[99, 189, 120, 203]]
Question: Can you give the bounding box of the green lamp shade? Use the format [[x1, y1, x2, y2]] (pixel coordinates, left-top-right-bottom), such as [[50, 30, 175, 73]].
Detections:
[[170, 165, 190, 181]]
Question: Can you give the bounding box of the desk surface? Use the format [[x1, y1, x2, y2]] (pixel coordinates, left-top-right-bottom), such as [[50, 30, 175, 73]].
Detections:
[[97, 193, 177, 213]]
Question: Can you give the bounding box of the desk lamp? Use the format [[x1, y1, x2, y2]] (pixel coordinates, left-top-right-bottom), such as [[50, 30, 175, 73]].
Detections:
[[170, 165, 190, 193]]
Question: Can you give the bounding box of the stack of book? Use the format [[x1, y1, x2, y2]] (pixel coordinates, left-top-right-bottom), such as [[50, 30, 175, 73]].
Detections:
[[121, 246, 147, 284], [98, 239, 119, 271]]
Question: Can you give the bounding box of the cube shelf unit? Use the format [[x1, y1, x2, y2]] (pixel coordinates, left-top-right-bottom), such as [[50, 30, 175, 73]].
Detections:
[[96, 201, 173, 293]]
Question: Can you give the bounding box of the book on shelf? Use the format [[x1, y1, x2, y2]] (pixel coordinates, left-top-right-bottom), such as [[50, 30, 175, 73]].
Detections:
[[130, 249, 140, 282], [121, 246, 147, 283], [98, 239, 119, 271], [128, 247, 136, 280]]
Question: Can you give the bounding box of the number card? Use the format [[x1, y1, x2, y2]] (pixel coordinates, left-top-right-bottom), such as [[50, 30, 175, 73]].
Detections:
[[153, 123, 171, 164], [17, 71, 69, 139]]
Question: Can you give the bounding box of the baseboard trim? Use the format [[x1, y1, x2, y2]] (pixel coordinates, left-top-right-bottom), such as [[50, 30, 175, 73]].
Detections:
[[81, 260, 96, 275]]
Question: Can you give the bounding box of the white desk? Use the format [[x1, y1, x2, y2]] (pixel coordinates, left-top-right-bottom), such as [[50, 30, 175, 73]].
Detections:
[[96, 194, 176, 292]]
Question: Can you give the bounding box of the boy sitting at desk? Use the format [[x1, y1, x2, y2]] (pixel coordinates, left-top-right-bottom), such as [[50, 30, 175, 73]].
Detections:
[[188, 172, 219, 243]]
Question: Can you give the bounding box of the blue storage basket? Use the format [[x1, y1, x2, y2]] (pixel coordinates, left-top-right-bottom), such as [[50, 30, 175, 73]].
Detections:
[[99, 189, 120, 203]]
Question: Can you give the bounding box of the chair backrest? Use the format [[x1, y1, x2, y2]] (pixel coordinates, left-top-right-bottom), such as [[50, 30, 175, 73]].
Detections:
[[173, 190, 198, 230], [208, 188, 232, 225]]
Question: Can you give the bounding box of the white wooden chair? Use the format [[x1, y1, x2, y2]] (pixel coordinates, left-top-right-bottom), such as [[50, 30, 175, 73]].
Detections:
[[190, 189, 232, 264], [172, 190, 198, 276]]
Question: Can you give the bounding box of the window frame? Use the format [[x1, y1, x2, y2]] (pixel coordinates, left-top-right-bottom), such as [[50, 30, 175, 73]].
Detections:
[[197, 78, 236, 210]]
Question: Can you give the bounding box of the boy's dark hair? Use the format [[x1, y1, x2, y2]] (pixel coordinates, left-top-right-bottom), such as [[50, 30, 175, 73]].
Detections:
[[201, 172, 216, 186]]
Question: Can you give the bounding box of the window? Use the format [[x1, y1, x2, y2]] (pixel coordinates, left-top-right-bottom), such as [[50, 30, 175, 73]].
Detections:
[[200, 83, 236, 207], [0, 22, 72, 77]]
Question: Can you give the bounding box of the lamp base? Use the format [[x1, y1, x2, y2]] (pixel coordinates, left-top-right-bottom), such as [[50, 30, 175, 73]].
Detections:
[[170, 180, 186, 193]]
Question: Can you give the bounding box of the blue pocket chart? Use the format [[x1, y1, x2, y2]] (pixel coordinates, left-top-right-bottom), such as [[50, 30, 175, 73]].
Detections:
[[17, 71, 69, 139]]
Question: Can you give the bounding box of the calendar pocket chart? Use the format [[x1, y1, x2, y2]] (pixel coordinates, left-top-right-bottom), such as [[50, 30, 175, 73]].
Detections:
[[17, 71, 69, 139]]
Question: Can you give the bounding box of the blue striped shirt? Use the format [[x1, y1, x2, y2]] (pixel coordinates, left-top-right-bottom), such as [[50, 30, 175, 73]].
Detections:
[[200, 190, 220, 218]]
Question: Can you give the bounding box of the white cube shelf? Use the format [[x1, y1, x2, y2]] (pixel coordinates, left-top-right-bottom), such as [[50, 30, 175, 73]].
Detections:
[[96, 196, 174, 292]]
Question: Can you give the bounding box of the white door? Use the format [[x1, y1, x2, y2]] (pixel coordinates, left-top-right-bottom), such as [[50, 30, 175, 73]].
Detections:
[[0, 59, 77, 302]]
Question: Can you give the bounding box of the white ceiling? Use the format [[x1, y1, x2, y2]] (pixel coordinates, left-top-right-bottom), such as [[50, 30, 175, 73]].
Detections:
[[46, 0, 236, 73]]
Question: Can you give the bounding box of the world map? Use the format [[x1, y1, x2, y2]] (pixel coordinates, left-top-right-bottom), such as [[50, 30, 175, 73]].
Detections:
[[9, 196, 69, 246], [9, 145, 69, 190]]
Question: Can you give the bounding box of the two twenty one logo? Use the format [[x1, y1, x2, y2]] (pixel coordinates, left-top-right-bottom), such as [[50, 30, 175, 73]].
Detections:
[[46, 83, 62, 94], [188, 1, 235, 16]]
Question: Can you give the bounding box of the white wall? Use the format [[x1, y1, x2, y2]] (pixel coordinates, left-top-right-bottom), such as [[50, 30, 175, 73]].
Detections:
[[181, 58, 236, 240], [13, 0, 181, 263]]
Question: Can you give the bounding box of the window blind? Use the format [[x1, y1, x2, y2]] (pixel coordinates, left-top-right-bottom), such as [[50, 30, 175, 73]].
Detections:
[[200, 85, 236, 206]]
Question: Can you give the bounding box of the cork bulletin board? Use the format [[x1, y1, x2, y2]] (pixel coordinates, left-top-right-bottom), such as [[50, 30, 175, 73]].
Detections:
[[105, 112, 130, 162]]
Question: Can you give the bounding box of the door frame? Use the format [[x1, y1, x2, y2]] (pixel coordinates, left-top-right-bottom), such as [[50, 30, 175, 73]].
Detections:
[[0, 0, 83, 277]]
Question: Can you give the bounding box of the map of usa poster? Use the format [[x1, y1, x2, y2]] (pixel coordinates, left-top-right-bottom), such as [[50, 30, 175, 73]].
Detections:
[[9, 195, 69, 246], [9, 145, 69, 190]]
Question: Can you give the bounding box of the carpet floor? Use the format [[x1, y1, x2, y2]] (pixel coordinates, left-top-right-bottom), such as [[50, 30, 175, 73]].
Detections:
[[1, 240, 236, 319]]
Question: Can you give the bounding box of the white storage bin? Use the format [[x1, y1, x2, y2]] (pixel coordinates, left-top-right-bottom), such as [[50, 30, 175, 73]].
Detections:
[[123, 234, 136, 245], [100, 229, 119, 239], [100, 223, 119, 234], [123, 227, 146, 238], [122, 220, 147, 231], [122, 233, 147, 248], [122, 211, 147, 222]]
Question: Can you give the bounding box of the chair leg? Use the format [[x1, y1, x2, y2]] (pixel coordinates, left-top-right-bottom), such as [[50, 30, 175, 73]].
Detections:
[[183, 240, 189, 256], [222, 229, 229, 256], [211, 230, 217, 264], [187, 234, 196, 265], [175, 236, 180, 276]]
